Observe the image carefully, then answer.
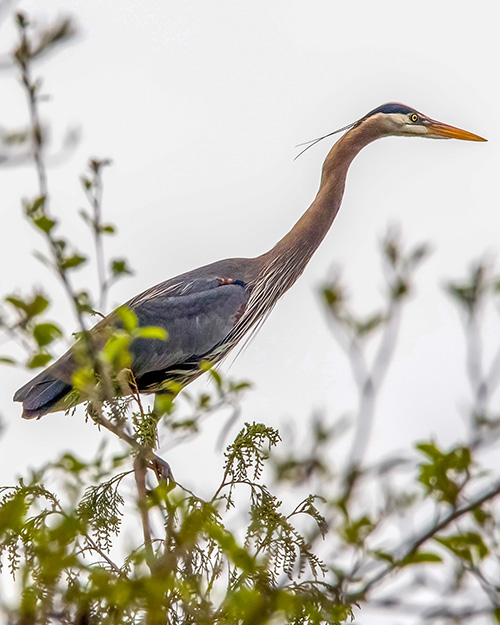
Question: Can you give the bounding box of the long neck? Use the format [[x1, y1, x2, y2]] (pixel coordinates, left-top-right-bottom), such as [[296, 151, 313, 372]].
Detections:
[[258, 120, 381, 279]]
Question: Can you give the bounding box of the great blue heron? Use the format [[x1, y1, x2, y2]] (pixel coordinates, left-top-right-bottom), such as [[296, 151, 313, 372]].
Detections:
[[14, 103, 486, 419]]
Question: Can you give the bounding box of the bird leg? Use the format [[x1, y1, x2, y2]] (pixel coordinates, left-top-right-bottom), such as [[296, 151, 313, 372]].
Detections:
[[147, 452, 175, 484]]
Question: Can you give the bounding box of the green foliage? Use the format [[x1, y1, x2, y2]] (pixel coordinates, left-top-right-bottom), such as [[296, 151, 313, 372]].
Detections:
[[435, 532, 488, 564], [398, 550, 442, 567], [447, 263, 489, 316], [5, 293, 49, 318], [224, 423, 281, 486], [33, 215, 56, 235], [1, 292, 61, 368], [111, 258, 133, 278], [33, 322, 62, 347], [78, 477, 125, 551], [27, 352, 52, 369], [341, 515, 374, 546], [417, 442, 472, 505], [133, 410, 160, 449], [0, 420, 355, 624], [60, 253, 87, 271]]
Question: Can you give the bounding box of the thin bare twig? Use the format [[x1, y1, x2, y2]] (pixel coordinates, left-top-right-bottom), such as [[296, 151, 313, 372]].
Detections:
[[350, 479, 500, 600], [133, 452, 155, 572], [343, 300, 402, 490], [83, 159, 111, 311]]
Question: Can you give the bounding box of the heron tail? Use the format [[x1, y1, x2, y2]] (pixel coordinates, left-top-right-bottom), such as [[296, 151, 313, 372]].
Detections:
[[13, 370, 73, 419]]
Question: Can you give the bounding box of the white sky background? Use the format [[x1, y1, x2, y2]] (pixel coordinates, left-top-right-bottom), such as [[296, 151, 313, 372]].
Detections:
[[0, 0, 498, 577]]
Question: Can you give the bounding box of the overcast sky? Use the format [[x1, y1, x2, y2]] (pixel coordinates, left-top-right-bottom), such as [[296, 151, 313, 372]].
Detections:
[[0, 0, 498, 508]]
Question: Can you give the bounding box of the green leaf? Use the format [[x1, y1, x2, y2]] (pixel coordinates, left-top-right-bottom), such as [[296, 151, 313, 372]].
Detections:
[[154, 393, 176, 415], [80, 176, 92, 191], [27, 352, 52, 368], [33, 322, 62, 347], [53, 238, 67, 253], [409, 243, 430, 266], [399, 551, 442, 567], [116, 307, 138, 332], [58, 453, 88, 473], [105, 334, 131, 369], [435, 532, 488, 562], [31, 195, 46, 213], [201, 361, 223, 388], [416, 442, 443, 461], [197, 393, 211, 409], [473, 506, 491, 527], [323, 286, 343, 309], [356, 313, 384, 336], [72, 365, 96, 393], [78, 208, 92, 224], [5, 296, 27, 311], [75, 291, 95, 315], [28, 294, 50, 316], [6, 294, 49, 317], [342, 515, 374, 545], [417, 442, 472, 504], [0, 356, 16, 365], [134, 326, 167, 340], [3, 130, 29, 145], [391, 278, 409, 300], [89, 157, 112, 174], [323, 288, 338, 305], [61, 254, 86, 270], [372, 549, 394, 563], [229, 380, 252, 393], [207, 523, 255, 573], [15, 12, 28, 28], [111, 259, 132, 277], [33, 215, 56, 234]]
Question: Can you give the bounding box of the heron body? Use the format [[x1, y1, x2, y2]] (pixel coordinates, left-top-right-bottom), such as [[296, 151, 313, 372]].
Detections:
[[14, 103, 486, 419]]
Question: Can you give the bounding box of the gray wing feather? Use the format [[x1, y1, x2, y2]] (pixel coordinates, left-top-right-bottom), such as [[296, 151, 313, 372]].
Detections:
[[13, 263, 253, 417], [130, 281, 248, 377], [129, 277, 226, 306]]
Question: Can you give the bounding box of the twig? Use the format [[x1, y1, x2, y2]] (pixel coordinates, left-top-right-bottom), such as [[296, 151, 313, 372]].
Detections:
[[15, 16, 89, 337], [83, 159, 111, 311], [348, 302, 401, 469], [133, 452, 155, 572], [39, 486, 125, 577], [350, 480, 500, 600]]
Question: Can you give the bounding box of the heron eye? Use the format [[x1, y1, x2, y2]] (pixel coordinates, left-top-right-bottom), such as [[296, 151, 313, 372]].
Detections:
[[410, 113, 419, 123]]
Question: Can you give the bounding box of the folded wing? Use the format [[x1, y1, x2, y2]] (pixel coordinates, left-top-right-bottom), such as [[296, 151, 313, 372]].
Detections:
[[14, 277, 249, 419]]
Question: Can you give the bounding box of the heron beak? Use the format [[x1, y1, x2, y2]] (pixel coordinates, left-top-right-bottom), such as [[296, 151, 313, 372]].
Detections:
[[426, 119, 487, 142]]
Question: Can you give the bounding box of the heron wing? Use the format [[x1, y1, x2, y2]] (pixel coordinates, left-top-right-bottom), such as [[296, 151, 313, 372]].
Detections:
[[130, 280, 249, 378], [13, 277, 249, 417]]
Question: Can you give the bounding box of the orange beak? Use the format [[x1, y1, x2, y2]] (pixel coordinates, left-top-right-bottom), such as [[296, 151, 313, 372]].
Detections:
[[426, 119, 487, 142]]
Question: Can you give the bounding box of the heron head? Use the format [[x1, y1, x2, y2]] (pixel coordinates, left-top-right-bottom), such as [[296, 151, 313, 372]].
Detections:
[[364, 102, 487, 141]]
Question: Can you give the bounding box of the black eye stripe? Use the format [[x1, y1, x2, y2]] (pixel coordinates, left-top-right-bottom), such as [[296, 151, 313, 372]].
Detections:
[[366, 103, 414, 117]]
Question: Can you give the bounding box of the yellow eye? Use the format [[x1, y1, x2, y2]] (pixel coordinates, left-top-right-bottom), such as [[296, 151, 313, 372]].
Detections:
[[410, 113, 419, 123]]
